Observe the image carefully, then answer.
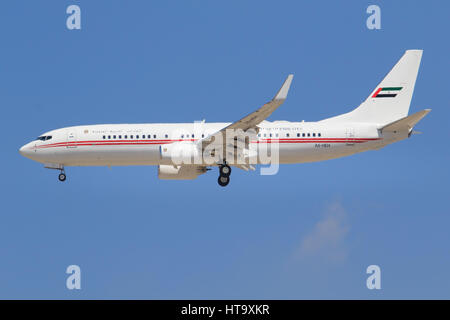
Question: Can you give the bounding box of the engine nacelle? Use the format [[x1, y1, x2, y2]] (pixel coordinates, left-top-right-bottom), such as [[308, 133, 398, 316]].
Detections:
[[160, 141, 201, 165], [158, 165, 205, 180]]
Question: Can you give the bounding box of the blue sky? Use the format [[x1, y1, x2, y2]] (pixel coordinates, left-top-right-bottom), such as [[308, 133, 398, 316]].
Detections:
[[0, 0, 449, 299]]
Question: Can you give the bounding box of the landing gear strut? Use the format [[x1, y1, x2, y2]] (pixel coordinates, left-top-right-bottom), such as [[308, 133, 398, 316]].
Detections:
[[218, 163, 231, 187]]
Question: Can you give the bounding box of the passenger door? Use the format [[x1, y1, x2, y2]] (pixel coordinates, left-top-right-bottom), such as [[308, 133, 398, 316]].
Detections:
[[67, 131, 77, 149]]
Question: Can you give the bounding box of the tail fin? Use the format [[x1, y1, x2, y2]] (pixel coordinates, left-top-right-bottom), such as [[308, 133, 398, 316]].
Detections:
[[322, 50, 423, 125]]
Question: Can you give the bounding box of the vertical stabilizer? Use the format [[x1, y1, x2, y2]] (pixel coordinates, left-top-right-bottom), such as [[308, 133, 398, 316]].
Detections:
[[322, 50, 423, 125]]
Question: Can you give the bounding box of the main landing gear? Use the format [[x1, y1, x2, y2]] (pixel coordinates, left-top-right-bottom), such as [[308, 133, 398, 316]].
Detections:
[[217, 163, 231, 187]]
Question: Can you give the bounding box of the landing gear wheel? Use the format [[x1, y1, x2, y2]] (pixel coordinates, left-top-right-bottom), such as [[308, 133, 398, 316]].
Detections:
[[218, 175, 230, 187], [58, 173, 66, 182], [219, 164, 231, 177]]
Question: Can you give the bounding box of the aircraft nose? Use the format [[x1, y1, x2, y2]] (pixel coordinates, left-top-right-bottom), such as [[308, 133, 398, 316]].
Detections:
[[19, 143, 32, 157]]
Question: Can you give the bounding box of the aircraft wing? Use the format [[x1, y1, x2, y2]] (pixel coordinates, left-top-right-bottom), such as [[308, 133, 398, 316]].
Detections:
[[223, 74, 294, 132], [198, 74, 293, 164]]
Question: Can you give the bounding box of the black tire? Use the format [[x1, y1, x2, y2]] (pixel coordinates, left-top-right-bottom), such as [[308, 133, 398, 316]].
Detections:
[[58, 173, 66, 182], [219, 164, 231, 177], [218, 175, 230, 187]]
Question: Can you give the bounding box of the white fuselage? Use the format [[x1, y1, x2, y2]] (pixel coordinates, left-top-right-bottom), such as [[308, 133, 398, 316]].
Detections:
[[19, 120, 404, 167]]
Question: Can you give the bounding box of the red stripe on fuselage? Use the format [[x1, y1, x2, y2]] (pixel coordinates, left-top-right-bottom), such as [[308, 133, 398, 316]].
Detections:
[[35, 138, 381, 149]]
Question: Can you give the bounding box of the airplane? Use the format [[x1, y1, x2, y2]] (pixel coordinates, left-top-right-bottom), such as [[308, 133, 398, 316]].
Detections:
[[19, 50, 430, 187]]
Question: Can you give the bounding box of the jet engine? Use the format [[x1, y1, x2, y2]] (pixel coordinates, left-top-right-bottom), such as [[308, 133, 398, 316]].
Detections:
[[159, 141, 201, 165], [158, 165, 206, 180]]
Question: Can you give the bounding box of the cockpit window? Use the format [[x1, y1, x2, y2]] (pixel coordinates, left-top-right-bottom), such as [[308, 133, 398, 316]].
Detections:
[[36, 136, 52, 141]]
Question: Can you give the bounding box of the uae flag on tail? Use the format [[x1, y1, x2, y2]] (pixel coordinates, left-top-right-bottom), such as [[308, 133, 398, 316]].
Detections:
[[372, 87, 403, 98]]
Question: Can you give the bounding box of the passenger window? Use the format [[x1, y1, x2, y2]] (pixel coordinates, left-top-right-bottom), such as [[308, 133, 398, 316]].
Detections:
[[165, 134, 168, 138], [154, 135, 157, 139], [307, 133, 310, 137], [130, 135, 133, 139], [108, 135, 111, 139], [181, 135, 184, 138], [113, 135, 116, 139], [119, 135, 122, 139], [201, 134, 204, 138], [312, 133, 316, 137], [124, 135, 127, 139], [318, 133, 321, 137], [103, 135, 106, 139], [286, 133, 289, 137], [269, 133, 272, 137], [264, 134, 266, 137], [302, 133, 305, 137]]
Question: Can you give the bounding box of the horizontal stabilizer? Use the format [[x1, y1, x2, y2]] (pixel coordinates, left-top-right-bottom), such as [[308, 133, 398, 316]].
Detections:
[[380, 109, 431, 132]]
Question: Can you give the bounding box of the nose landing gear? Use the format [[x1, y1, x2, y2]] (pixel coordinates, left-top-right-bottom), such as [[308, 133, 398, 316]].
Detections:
[[58, 173, 66, 182], [58, 169, 66, 182], [44, 163, 67, 182], [218, 164, 231, 187]]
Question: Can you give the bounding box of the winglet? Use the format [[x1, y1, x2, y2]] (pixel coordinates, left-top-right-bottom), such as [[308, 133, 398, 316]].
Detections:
[[274, 74, 294, 101]]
